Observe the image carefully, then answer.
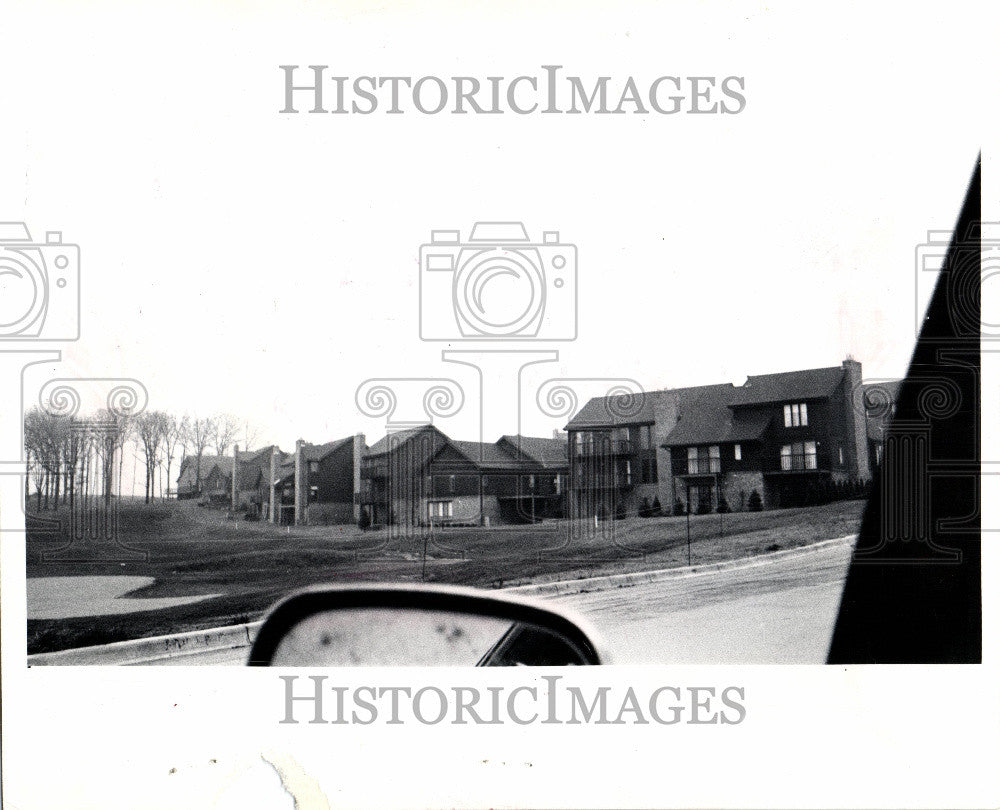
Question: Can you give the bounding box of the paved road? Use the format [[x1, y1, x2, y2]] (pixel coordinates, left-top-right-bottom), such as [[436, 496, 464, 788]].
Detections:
[[152, 538, 854, 665], [557, 539, 854, 664]]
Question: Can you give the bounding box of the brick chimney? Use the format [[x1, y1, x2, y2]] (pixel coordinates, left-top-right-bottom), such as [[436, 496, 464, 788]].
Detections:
[[352, 433, 365, 522], [269, 447, 279, 524], [842, 356, 871, 481], [231, 444, 239, 512], [294, 439, 307, 526]]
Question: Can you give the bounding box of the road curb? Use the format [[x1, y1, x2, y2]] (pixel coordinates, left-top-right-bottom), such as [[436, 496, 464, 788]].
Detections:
[[27, 534, 856, 666], [27, 620, 263, 666], [505, 534, 857, 598]]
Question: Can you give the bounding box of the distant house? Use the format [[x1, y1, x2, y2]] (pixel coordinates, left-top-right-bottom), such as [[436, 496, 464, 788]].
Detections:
[[176, 455, 234, 501], [272, 436, 364, 525], [566, 358, 893, 515], [233, 445, 290, 515], [360, 425, 568, 527], [862, 379, 902, 469]]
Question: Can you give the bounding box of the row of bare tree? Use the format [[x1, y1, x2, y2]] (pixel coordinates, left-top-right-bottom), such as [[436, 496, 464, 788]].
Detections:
[[24, 409, 258, 509]]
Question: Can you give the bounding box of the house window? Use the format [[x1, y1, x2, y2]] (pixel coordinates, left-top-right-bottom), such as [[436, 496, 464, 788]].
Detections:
[[875, 443, 884, 464], [528, 474, 536, 490], [621, 460, 632, 486], [309, 486, 319, 502], [615, 426, 629, 451], [639, 425, 652, 450], [783, 402, 809, 428], [838, 446, 844, 465], [687, 446, 721, 474], [734, 444, 742, 461], [554, 474, 562, 494], [428, 500, 453, 519], [309, 460, 319, 474], [449, 475, 456, 493], [780, 441, 818, 471]]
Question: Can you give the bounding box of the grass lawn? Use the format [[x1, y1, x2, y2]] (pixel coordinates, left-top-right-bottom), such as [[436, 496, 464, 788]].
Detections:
[[26, 498, 865, 654]]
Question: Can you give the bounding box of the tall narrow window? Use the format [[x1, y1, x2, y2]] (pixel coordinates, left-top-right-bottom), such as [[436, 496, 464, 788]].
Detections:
[[734, 444, 742, 461], [639, 425, 652, 450], [783, 403, 809, 427]]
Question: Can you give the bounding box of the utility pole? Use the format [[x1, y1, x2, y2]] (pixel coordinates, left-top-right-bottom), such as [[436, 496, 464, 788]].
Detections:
[[686, 501, 692, 566]]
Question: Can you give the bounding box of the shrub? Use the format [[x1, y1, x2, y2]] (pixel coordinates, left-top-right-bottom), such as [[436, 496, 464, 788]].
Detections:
[[696, 500, 712, 515], [651, 496, 662, 517], [748, 490, 763, 511], [717, 494, 730, 514], [358, 508, 371, 530], [637, 497, 651, 518], [673, 498, 686, 516]]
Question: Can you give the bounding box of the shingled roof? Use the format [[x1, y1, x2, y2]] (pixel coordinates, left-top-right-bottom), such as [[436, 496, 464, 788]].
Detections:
[[447, 440, 525, 470], [498, 435, 569, 469], [302, 436, 353, 462], [366, 424, 443, 457], [729, 366, 845, 406], [564, 390, 660, 428], [660, 385, 765, 446]]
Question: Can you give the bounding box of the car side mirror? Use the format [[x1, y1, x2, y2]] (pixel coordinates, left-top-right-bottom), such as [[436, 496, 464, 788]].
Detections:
[[247, 584, 604, 666]]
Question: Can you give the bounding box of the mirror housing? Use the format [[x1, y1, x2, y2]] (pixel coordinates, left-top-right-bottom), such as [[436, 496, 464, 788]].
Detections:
[[247, 584, 604, 666]]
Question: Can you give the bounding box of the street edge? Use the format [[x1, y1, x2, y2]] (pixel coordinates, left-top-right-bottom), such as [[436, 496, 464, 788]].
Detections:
[[27, 534, 857, 666]]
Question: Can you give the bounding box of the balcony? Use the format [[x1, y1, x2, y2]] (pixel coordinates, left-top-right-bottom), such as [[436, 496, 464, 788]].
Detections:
[[685, 459, 721, 475], [573, 438, 632, 457]]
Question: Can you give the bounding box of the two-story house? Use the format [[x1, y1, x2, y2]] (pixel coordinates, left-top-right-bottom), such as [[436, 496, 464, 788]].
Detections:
[[566, 358, 886, 516], [564, 383, 734, 520], [360, 425, 568, 527], [269, 435, 365, 525], [663, 358, 871, 511]]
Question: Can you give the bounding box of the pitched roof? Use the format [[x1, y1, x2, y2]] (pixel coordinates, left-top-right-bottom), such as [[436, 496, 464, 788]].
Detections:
[[565, 383, 735, 430], [234, 445, 290, 489], [663, 395, 771, 446], [302, 437, 353, 462], [564, 390, 660, 428], [366, 424, 442, 457], [730, 366, 845, 406], [178, 454, 232, 479], [498, 435, 568, 468], [862, 380, 902, 412], [447, 440, 524, 470]]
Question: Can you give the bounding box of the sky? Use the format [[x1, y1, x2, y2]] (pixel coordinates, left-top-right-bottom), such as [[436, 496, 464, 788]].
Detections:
[[1, 0, 986, 487]]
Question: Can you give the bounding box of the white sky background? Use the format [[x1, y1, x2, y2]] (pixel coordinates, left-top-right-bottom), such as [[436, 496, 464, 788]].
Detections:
[[2, 5, 999, 810], [1, 0, 984, 482]]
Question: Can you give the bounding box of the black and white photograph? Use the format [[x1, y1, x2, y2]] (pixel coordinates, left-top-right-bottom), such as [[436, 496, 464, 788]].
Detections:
[[1, 1, 997, 808]]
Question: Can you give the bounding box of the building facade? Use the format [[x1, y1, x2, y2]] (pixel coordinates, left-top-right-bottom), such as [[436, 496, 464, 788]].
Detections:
[[264, 435, 364, 525], [360, 425, 568, 528], [566, 358, 890, 516]]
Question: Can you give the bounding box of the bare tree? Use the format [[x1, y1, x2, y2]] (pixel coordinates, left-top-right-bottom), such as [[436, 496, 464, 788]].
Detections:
[[161, 414, 189, 501], [212, 414, 240, 459], [183, 416, 215, 493], [242, 421, 261, 451], [24, 408, 47, 511], [135, 411, 170, 503]]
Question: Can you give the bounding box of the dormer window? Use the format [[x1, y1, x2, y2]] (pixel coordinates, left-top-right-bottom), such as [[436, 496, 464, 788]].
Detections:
[[783, 402, 808, 428]]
